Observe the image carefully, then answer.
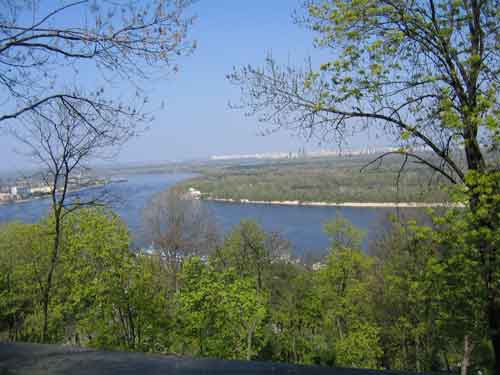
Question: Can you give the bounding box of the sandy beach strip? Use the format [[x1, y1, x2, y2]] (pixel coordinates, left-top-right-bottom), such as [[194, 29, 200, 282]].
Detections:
[[203, 197, 464, 208]]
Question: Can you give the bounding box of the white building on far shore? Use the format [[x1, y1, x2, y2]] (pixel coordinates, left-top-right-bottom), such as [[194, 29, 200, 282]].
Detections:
[[10, 186, 30, 198], [188, 187, 201, 200], [312, 262, 325, 271], [0, 192, 11, 202], [30, 186, 52, 195]]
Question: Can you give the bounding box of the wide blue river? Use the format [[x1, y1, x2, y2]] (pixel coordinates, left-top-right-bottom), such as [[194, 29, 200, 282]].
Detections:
[[0, 172, 413, 255]]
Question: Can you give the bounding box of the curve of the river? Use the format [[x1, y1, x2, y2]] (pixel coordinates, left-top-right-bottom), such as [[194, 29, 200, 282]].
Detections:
[[0, 172, 422, 255]]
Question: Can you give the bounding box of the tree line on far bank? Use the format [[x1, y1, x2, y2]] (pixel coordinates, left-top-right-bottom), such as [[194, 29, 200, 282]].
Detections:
[[177, 155, 453, 204], [0, 190, 495, 374]]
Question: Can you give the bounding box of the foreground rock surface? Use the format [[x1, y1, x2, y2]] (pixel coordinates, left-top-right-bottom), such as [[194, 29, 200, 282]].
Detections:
[[0, 342, 422, 374]]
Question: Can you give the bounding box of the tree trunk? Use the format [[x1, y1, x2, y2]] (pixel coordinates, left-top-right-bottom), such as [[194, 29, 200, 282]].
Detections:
[[415, 339, 421, 373], [246, 318, 258, 360], [42, 211, 61, 343], [464, 138, 498, 374], [490, 302, 500, 375], [461, 335, 473, 375]]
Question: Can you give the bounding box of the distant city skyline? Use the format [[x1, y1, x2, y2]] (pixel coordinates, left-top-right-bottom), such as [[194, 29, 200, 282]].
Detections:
[[0, 1, 393, 172]]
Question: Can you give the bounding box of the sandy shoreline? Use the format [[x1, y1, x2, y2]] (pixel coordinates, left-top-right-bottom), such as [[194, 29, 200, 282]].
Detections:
[[203, 197, 463, 208]]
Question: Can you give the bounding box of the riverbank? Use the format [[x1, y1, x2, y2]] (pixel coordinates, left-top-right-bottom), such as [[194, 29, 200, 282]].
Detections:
[[0, 181, 114, 206], [0, 195, 46, 206], [204, 197, 464, 208], [173, 155, 453, 205]]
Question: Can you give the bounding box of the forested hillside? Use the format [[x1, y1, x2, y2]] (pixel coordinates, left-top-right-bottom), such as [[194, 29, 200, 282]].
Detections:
[[0, 194, 495, 373]]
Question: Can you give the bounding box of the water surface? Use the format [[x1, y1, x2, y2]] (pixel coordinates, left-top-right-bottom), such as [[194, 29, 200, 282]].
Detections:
[[0, 172, 413, 255]]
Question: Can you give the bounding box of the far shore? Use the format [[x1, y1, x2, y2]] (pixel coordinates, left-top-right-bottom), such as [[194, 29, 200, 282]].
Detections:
[[203, 197, 465, 208], [0, 183, 110, 206]]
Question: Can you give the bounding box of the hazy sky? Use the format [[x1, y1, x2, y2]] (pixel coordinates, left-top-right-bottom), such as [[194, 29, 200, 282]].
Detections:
[[0, 0, 391, 171]]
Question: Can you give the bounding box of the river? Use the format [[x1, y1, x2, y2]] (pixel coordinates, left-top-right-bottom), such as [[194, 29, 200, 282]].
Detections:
[[0, 172, 417, 255]]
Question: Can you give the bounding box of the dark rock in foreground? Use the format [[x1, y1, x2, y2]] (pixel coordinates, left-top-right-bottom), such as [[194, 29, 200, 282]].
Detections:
[[0, 342, 424, 374]]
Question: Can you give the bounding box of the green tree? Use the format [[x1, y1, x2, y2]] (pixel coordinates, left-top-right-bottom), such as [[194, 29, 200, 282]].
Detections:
[[49, 207, 171, 351], [371, 214, 494, 373], [214, 220, 288, 292], [3, 0, 194, 341], [264, 263, 324, 365], [372, 220, 452, 372], [71, 250, 172, 352], [0, 222, 50, 341], [176, 257, 267, 360], [143, 189, 219, 292], [0, 207, 173, 351], [229, 0, 500, 371], [428, 207, 494, 373], [317, 217, 381, 369]]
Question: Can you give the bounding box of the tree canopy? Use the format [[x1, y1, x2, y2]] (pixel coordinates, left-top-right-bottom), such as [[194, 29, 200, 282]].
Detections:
[[228, 1, 500, 372], [0, 0, 194, 132]]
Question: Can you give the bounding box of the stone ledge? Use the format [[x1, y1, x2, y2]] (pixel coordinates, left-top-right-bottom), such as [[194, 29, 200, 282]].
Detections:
[[0, 342, 423, 375]]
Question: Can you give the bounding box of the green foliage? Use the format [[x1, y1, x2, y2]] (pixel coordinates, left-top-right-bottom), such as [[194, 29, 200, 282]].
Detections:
[[304, 0, 500, 151], [372, 221, 449, 371], [263, 264, 324, 365], [334, 323, 381, 369], [0, 208, 172, 350], [0, 206, 496, 373], [0, 222, 50, 341], [214, 220, 270, 291], [176, 156, 451, 204], [227, 0, 500, 368], [318, 217, 381, 368], [323, 215, 366, 250], [176, 257, 267, 359], [372, 212, 495, 373]]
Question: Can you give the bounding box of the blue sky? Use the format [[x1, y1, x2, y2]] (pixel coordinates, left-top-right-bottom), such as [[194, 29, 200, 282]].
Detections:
[[0, 0, 391, 171]]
